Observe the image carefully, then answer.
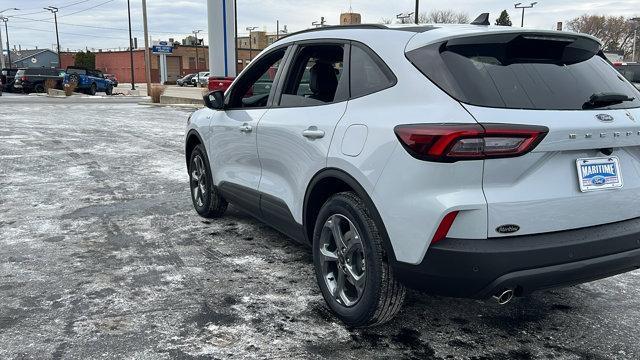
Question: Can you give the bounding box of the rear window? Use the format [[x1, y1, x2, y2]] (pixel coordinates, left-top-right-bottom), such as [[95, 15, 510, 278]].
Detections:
[[407, 33, 640, 110], [15, 70, 25, 77]]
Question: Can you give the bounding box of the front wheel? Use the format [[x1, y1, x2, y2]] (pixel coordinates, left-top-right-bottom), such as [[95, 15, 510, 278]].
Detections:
[[88, 83, 97, 96], [105, 85, 113, 96], [313, 192, 406, 327], [189, 145, 228, 218]]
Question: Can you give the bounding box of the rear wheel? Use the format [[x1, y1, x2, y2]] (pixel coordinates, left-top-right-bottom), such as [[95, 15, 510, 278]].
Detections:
[[189, 145, 227, 218], [34, 84, 45, 93], [313, 192, 406, 327]]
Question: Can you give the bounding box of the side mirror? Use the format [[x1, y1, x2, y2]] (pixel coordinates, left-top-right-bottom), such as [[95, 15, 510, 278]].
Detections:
[[203, 90, 225, 110]]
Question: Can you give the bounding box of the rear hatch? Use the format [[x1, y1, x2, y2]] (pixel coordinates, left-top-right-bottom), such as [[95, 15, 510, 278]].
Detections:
[[407, 30, 640, 238]]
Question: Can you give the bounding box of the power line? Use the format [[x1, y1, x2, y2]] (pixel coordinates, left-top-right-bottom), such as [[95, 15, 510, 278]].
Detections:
[[9, 15, 183, 34], [59, 0, 116, 18], [7, 24, 126, 39], [59, 0, 94, 9], [6, 0, 94, 17]]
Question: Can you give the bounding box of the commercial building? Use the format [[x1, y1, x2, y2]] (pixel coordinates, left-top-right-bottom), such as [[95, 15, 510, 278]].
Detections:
[[60, 44, 209, 84], [2, 49, 60, 69], [340, 12, 362, 25], [236, 31, 285, 73]]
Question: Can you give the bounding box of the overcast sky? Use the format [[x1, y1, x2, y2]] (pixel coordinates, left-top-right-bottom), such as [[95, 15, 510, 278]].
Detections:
[[0, 0, 638, 52]]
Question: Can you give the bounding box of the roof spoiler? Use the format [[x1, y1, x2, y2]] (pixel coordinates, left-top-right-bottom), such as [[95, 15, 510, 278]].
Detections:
[[471, 13, 490, 26]]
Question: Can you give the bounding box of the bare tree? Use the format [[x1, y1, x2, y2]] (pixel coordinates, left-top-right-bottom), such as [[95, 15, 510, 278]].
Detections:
[[380, 17, 393, 25], [419, 9, 469, 24], [567, 15, 637, 58]]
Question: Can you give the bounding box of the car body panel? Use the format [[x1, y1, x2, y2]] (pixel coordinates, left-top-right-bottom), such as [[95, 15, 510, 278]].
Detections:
[[464, 104, 640, 238], [257, 101, 348, 223]]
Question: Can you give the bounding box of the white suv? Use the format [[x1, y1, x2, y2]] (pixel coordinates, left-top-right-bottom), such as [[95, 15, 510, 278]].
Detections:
[[185, 18, 640, 327]]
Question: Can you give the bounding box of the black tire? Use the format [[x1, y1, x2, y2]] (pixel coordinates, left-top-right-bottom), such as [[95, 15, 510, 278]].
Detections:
[[189, 145, 227, 218], [34, 84, 45, 93], [89, 83, 97, 96], [312, 192, 406, 327], [105, 85, 113, 96]]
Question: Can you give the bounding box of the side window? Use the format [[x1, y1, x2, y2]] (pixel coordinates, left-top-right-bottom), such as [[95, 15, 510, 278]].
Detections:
[[228, 47, 286, 109], [279, 44, 346, 107], [350, 45, 396, 98]]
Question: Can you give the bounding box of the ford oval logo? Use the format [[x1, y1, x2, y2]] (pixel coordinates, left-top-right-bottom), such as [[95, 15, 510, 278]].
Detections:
[[591, 175, 606, 186], [496, 224, 520, 234], [596, 114, 614, 122]]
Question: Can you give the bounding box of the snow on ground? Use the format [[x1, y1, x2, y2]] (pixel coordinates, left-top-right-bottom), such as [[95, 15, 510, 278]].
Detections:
[[1, 96, 639, 359]]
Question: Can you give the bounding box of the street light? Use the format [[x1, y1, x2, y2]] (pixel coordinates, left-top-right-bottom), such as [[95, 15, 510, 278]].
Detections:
[[193, 30, 202, 84], [514, 2, 537, 28], [0, 8, 18, 69], [44, 7, 61, 67], [246, 26, 258, 62], [414, 0, 419, 24]]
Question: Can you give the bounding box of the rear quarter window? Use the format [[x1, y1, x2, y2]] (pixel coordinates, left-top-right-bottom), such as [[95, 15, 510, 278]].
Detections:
[[349, 45, 396, 98], [407, 34, 640, 110]]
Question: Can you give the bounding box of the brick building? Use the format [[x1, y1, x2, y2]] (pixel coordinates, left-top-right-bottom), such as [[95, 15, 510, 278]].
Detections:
[[60, 44, 209, 84], [236, 31, 283, 73], [340, 12, 362, 25]]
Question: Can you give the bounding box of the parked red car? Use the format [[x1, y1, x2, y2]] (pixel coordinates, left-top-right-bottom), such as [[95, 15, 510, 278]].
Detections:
[[207, 76, 235, 92]]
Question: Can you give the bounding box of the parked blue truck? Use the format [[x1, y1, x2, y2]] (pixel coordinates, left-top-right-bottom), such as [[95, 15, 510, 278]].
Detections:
[[64, 67, 114, 95]]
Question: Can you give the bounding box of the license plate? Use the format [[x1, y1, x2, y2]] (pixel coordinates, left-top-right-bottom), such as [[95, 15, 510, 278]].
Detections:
[[576, 157, 623, 192]]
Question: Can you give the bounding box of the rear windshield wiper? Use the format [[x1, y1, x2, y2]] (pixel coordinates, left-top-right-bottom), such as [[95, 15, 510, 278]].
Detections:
[[583, 92, 635, 109]]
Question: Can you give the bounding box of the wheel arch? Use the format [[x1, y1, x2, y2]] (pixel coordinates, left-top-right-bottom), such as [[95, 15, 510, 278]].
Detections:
[[303, 168, 397, 263], [185, 129, 205, 171]]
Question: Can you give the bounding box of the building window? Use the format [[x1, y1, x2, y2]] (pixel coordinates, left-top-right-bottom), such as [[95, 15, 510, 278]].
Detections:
[[189, 57, 196, 69]]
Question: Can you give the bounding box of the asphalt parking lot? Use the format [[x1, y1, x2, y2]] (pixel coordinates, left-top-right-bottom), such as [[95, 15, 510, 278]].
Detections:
[[1, 95, 640, 359]]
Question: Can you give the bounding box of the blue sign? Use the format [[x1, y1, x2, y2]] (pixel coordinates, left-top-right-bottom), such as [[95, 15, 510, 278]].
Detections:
[[152, 45, 173, 54]]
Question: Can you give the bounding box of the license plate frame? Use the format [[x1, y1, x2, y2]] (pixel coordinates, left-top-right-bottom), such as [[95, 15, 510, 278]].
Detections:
[[576, 156, 623, 192]]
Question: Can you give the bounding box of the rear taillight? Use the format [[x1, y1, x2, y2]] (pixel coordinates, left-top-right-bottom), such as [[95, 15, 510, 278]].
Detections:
[[21, 76, 27, 81], [394, 123, 548, 162]]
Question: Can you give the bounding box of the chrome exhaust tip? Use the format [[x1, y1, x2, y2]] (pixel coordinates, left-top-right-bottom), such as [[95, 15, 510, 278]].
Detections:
[[493, 289, 514, 305]]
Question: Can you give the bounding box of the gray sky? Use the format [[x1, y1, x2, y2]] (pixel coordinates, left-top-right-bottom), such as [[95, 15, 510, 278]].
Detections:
[[0, 0, 638, 52]]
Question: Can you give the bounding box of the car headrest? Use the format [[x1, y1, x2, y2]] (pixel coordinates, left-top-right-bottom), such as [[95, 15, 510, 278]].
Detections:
[[309, 62, 338, 102]]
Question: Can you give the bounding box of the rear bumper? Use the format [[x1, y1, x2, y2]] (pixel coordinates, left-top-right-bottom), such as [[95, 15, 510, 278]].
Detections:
[[394, 217, 640, 299]]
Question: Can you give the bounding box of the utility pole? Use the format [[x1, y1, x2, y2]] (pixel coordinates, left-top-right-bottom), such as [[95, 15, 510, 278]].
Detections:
[[193, 29, 202, 84], [246, 26, 257, 61], [126, 0, 135, 90], [632, 18, 640, 62], [514, 2, 537, 28], [0, 8, 19, 69], [44, 7, 61, 67], [1, 17, 10, 69], [414, 0, 420, 25], [142, 0, 151, 95]]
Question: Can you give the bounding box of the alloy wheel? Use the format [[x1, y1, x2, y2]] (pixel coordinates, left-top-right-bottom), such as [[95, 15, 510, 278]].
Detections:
[[190, 155, 207, 207], [319, 214, 367, 307]]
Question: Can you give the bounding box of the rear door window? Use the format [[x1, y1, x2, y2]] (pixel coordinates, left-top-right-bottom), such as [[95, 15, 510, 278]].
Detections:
[[278, 43, 347, 107], [407, 33, 640, 110]]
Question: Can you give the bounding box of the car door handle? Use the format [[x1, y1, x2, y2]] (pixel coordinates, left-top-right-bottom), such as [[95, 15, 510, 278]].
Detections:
[[302, 126, 325, 139], [239, 123, 253, 133]]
